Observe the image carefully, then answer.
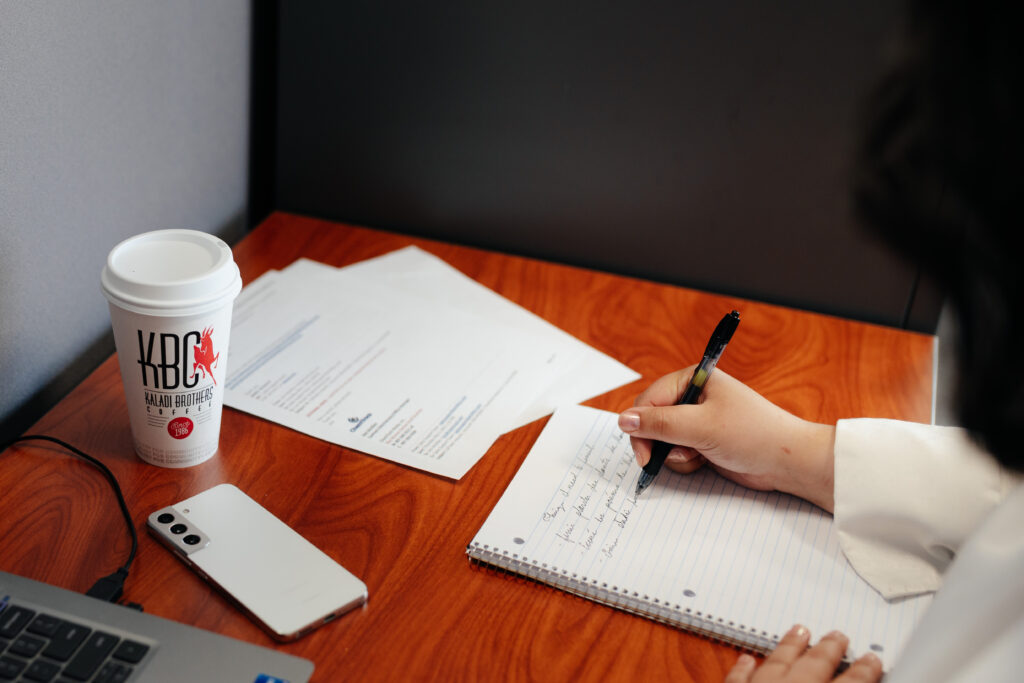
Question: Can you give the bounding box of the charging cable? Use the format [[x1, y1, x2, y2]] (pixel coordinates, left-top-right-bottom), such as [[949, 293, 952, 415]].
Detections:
[[2, 435, 138, 605]]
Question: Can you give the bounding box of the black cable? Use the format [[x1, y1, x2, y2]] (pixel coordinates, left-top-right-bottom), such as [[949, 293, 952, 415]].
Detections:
[[2, 434, 138, 602]]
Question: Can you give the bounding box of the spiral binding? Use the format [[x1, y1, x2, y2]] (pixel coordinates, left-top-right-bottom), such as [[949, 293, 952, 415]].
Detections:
[[467, 541, 780, 654]]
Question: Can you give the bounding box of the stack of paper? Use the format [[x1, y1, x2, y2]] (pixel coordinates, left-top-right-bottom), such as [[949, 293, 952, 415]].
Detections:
[[223, 247, 639, 479]]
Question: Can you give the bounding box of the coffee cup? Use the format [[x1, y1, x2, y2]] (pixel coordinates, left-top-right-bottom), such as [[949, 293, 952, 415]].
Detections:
[[101, 230, 242, 467]]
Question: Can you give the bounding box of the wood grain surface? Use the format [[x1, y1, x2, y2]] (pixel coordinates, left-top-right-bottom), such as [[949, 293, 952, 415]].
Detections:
[[0, 212, 934, 682]]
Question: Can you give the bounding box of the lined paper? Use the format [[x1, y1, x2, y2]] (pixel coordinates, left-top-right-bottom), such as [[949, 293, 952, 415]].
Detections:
[[469, 405, 931, 670]]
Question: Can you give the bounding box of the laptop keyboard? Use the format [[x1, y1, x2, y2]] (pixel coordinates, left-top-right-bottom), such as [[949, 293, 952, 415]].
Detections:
[[0, 600, 150, 682]]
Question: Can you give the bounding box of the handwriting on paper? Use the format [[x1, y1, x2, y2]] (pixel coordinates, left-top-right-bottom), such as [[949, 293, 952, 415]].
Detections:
[[542, 425, 637, 559]]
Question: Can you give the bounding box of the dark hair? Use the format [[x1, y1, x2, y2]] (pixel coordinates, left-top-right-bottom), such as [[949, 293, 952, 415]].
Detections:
[[854, 1, 1023, 470]]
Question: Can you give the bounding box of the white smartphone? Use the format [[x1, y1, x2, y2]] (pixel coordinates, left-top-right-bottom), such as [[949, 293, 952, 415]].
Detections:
[[147, 483, 367, 641]]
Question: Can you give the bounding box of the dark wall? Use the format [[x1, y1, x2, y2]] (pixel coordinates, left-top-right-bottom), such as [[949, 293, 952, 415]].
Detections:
[[275, 1, 940, 331]]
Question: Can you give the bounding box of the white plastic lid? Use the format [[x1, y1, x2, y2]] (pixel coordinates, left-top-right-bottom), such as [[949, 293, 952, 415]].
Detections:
[[100, 229, 242, 316]]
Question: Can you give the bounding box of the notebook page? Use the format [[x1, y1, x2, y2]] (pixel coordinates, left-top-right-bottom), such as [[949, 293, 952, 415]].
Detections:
[[471, 405, 931, 670]]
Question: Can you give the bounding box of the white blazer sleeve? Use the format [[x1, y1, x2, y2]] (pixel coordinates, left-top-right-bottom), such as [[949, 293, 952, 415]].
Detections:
[[833, 418, 1017, 599]]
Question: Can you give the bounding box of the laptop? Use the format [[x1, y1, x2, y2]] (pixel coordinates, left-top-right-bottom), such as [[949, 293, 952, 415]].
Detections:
[[0, 570, 314, 682]]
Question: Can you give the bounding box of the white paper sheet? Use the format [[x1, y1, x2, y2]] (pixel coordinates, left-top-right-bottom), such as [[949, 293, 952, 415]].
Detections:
[[223, 248, 639, 479], [285, 248, 638, 430]]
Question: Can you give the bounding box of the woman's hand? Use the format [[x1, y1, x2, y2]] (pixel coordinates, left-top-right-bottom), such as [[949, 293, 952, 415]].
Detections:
[[726, 626, 882, 682], [618, 367, 837, 512]]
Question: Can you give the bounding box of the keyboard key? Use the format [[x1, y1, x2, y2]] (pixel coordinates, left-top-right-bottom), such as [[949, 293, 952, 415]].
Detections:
[[8, 635, 45, 658], [62, 631, 119, 681], [111, 640, 148, 664], [40, 622, 90, 662], [26, 614, 63, 639], [0, 654, 26, 680], [23, 658, 61, 682], [0, 607, 35, 639], [93, 661, 132, 683]]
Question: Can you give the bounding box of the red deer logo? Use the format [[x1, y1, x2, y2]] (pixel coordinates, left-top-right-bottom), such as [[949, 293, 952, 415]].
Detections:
[[190, 327, 220, 385]]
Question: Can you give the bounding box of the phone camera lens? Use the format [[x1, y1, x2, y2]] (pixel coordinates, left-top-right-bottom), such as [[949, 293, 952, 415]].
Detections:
[[157, 513, 175, 524], [170, 523, 188, 535], [183, 534, 202, 545]]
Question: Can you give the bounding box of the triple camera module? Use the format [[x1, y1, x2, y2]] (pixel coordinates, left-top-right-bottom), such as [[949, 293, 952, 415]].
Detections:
[[148, 508, 210, 554], [156, 512, 202, 545]]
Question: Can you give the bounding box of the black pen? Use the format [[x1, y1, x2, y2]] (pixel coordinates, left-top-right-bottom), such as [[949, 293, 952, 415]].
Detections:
[[634, 310, 740, 497]]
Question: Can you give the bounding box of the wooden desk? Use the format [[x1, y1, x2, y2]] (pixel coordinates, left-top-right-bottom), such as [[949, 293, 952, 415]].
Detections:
[[0, 212, 934, 681]]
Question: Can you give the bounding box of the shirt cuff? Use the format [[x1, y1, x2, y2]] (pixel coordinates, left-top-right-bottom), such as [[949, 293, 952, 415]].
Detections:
[[833, 418, 1015, 599]]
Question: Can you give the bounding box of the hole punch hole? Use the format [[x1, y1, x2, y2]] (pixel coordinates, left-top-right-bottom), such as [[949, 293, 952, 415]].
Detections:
[[513, 537, 525, 545], [683, 589, 696, 598], [870, 644, 884, 653]]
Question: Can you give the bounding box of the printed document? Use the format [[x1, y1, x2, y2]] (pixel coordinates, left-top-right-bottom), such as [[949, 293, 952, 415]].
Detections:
[[224, 247, 639, 478]]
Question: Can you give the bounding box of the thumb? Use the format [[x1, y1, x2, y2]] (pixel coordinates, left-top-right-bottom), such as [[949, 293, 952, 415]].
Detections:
[[617, 404, 707, 448]]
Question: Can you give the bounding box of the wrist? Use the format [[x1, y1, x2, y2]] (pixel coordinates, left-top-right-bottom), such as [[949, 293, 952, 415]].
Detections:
[[776, 421, 836, 513]]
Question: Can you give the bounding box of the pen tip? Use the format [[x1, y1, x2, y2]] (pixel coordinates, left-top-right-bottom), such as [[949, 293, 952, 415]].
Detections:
[[635, 472, 653, 497]]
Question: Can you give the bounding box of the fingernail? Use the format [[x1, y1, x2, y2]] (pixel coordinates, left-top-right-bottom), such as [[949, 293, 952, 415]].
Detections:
[[861, 652, 882, 668], [666, 447, 693, 464], [788, 624, 809, 639], [825, 630, 848, 645], [618, 410, 640, 433]]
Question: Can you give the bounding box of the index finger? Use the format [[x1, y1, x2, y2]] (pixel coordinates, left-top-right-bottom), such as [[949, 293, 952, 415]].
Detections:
[[789, 631, 850, 681], [633, 366, 697, 408], [756, 624, 812, 677]]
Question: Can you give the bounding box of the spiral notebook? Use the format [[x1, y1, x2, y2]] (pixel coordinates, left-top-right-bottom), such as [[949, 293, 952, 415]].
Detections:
[[467, 405, 932, 670]]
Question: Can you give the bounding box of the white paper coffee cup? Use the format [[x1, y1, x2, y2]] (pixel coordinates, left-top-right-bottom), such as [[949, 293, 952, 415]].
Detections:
[[101, 230, 242, 467]]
